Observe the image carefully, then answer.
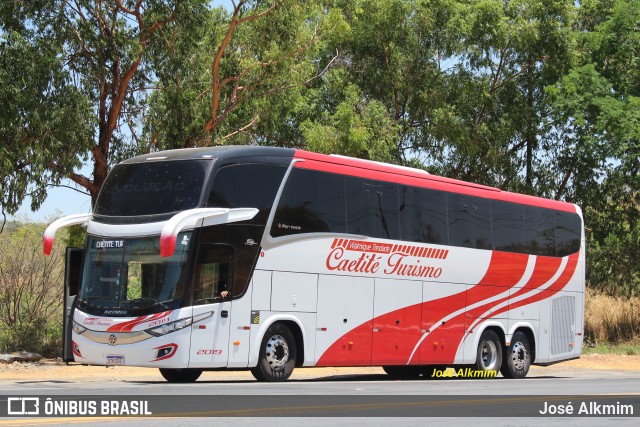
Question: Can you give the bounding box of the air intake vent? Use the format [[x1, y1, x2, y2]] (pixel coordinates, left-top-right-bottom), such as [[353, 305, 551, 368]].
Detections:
[[551, 296, 576, 356]]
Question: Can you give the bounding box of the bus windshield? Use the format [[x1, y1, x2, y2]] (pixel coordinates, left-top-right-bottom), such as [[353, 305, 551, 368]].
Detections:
[[78, 233, 192, 314]]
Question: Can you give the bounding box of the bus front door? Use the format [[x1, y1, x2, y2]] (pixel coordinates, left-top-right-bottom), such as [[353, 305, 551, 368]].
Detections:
[[63, 247, 83, 362], [188, 244, 234, 368]]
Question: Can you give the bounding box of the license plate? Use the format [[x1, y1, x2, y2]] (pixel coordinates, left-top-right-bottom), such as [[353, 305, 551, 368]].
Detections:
[[106, 355, 125, 365]]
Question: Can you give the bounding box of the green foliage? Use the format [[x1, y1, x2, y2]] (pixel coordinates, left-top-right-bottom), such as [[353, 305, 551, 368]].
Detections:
[[1, 0, 639, 297], [126, 263, 142, 300], [1, 0, 188, 208], [546, 0, 640, 296], [0, 30, 94, 214], [144, 0, 341, 148], [64, 225, 87, 249], [583, 344, 640, 355], [0, 317, 62, 358], [301, 82, 401, 163]]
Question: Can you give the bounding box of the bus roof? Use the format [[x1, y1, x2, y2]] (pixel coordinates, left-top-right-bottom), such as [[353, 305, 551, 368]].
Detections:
[[293, 149, 578, 214], [120, 146, 295, 164], [119, 146, 577, 213]]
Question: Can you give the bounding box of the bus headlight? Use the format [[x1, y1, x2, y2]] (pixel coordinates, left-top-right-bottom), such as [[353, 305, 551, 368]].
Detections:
[[145, 312, 213, 337], [146, 318, 192, 336], [73, 321, 87, 335]]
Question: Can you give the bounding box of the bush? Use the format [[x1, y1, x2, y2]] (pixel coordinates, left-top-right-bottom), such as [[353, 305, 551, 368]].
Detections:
[[0, 222, 65, 357], [584, 288, 640, 344]]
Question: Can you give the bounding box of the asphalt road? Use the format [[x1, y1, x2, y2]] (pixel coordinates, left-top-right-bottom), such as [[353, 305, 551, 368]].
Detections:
[[1, 365, 639, 425]]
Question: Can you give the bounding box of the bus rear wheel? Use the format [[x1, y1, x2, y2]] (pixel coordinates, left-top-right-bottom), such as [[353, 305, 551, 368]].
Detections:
[[500, 331, 531, 379], [159, 368, 202, 383], [475, 330, 502, 375], [251, 323, 296, 382]]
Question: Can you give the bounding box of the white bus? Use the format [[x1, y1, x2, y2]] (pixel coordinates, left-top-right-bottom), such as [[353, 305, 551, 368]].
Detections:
[[45, 146, 585, 382]]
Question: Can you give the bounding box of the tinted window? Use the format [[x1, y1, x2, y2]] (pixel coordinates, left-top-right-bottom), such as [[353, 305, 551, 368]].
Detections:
[[199, 224, 263, 298], [95, 160, 210, 216], [399, 186, 448, 244], [346, 178, 399, 239], [492, 200, 526, 253], [271, 169, 346, 237], [208, 164, 287, 225], [448, 194, 492, 249], [525, 206, 556, 256], [193, 244, 233, 305], [556, 211, 581, 256]]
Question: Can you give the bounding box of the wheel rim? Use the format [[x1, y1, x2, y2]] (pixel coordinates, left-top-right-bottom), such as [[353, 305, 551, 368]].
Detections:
[[509, 341, 529, 370], [480, 340, 498, 370], [265, 334, 289, 371]]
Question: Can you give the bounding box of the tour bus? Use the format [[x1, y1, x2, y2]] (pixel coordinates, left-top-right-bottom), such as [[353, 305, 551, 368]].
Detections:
[[45, 146, 585, 382]]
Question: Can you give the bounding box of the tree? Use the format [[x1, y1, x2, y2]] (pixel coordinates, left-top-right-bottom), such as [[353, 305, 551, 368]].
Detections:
[[0, 22, 92, 216], [546, 0, 640, 295], [144, 0, 344, 149], [428, 0, 575, 194], [298, 0, 576, 186], [1, 0, 183, 210], [298, 0, 469, 164]]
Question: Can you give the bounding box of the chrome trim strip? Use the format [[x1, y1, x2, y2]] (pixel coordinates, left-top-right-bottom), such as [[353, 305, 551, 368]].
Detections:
[[82, 330, 152, 345]]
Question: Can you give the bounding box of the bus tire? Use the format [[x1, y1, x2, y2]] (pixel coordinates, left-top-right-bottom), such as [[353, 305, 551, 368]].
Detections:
[[475, 330, 502, 376], [251, 323, 296, 382], [159, 368, 202, 383], [382, 366, 421, 379], [500, 331, 531, 379]]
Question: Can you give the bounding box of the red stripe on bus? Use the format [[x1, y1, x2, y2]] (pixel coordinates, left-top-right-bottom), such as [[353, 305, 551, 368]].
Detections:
[[317, 250, 531, 366], [463, 253, 579, 343], [107, 311, 171, 332]]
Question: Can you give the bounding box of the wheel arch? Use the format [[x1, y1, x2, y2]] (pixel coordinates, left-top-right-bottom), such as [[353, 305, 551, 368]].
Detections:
[[250, 314, 307, 367], [280, 320, 304, 367], [471, 322, 506, 358]]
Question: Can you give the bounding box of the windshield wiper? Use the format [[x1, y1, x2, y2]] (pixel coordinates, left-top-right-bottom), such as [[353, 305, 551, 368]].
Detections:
[[124, 297, 169, 310], [78, 296, 117, 308]]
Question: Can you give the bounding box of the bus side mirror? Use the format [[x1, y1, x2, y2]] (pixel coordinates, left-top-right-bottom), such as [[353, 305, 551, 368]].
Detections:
[[43, 214, 92, 255]]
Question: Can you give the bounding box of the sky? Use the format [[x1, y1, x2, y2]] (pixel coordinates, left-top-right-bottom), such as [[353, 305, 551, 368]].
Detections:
[[10, 171, 93, 223]]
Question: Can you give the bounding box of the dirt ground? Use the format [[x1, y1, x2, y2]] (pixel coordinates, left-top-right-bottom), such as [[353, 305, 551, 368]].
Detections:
[[1, 354, 639, 382]]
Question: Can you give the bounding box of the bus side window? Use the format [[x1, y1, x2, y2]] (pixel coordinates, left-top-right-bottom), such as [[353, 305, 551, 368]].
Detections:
[[346, 177, 400, 240], [207, 164, 287, 225], [193, 245, 233, 304], [555, 211, 581, 257], [525, 206, 556, 256], [448, 193, 492, 250], [271, 168, 347, 237], [399, 186, 448, 244], [492, 200, 526, 253]]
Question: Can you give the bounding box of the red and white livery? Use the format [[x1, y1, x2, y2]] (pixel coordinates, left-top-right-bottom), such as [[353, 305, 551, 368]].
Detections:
[[47, 146, 584, 382]]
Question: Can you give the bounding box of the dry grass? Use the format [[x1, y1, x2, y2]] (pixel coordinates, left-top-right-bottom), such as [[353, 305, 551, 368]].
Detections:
[[585, 288, 640, 345]]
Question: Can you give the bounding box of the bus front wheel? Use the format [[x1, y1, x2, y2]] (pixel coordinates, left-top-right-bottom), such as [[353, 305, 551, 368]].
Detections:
[[500, 331, 531, 379], [159, 368, 202, 383], [251, 323, 296, 382]]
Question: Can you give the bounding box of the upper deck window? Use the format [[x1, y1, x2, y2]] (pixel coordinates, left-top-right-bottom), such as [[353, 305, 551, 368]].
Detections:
[[207, 163, 287, 225], [95, 160, 210, 217]]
